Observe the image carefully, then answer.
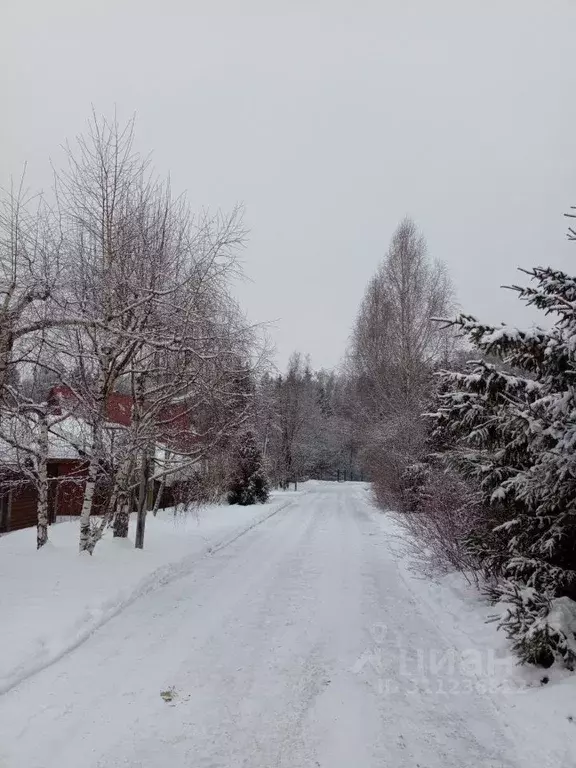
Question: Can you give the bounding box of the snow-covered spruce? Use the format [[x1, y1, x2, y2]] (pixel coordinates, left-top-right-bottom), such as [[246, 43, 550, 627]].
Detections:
[[430, 266, 576, 668], [227, 430, 270, 506]]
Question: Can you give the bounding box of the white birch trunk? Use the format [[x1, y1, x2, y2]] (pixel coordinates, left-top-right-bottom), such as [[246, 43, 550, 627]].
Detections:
[[79, 359, 109, 553], [78, 418, 103, 553], [78, 457, 99, 552], [87, 451, 133, 552]]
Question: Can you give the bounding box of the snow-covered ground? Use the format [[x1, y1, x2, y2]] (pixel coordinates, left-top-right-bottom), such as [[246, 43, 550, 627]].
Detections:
[[0, 490, 300, 697], [376, 512, 576, 768], [0, 482, 574, 767]]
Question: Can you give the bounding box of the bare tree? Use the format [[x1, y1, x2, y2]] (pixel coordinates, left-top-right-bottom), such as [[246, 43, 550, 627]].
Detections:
[[348, 217, 457, 496], [0, 113, 266, 551], [0, 183, 70, 547], [0, 178, 59, 398], [41, 113, 263, 552], [0, 380, 74, 549], [351, 217, 455, 415], [48, 115, 156, 550]]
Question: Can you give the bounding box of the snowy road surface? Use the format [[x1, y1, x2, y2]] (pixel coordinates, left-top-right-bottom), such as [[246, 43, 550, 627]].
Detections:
[[0, 483, 524, 767]]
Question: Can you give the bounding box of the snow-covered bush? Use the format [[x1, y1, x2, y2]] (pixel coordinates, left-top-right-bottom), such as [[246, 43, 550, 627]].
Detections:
[[392, 466, 483, 579], [488, 582, 576, 669], [386, 365, 483, 578], [227, 431, 270, 506], [369, 412, 428, 511], [398, 461, 431, 512]]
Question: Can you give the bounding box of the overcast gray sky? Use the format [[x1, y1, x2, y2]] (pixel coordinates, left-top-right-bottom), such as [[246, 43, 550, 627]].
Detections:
[[3, 1, 576, 370]]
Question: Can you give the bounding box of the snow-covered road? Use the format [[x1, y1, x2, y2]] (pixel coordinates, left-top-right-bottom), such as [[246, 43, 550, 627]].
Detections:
[[0, 483, 523, 767]]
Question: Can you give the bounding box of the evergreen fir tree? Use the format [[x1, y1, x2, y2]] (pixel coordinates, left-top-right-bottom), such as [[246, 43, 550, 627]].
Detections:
[[228, 430, 270, 506], [431, 265, 576, 668]]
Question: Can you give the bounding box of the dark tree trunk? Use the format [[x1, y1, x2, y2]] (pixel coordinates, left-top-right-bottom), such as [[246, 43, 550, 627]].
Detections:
[[135, 451, 150, 550], [113, 495, 130, 538]]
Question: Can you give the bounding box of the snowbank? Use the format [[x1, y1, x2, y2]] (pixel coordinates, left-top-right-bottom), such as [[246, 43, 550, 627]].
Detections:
[[373, 506, 576, 768], [0, 490, 300, 696]]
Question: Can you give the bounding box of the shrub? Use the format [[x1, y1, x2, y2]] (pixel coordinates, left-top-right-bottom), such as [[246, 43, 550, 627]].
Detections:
[[487, 581, 576, 669], [227, 431, 270, 506]]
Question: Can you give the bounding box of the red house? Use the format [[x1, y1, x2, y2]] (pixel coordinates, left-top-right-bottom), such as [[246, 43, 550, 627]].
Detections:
[[0, 386, 198, 534]]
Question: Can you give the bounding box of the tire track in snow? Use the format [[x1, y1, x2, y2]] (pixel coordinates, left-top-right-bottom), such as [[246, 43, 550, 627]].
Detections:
[[0, 497, 299, 698]]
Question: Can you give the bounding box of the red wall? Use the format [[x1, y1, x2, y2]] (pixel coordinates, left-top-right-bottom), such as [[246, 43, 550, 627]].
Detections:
[[50, 461, 87, 517]]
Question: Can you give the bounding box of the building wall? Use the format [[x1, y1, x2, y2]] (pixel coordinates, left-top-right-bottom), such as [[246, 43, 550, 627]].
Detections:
[[50, 460, 87, 517], [49, 385, 133, 426], [0, 485, 38, 533], [0, 460, 112, 533]]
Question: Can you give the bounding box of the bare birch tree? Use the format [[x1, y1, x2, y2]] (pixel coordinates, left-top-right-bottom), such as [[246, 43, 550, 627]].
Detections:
[[0, 181, 68, 547], [0, 113, 265, 550], [349, 217, 457, 497], [0, 384, 73, 549], [0, 179, 60, 398], [43, 113, 260, 552], [351, 218, 455, 415]]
